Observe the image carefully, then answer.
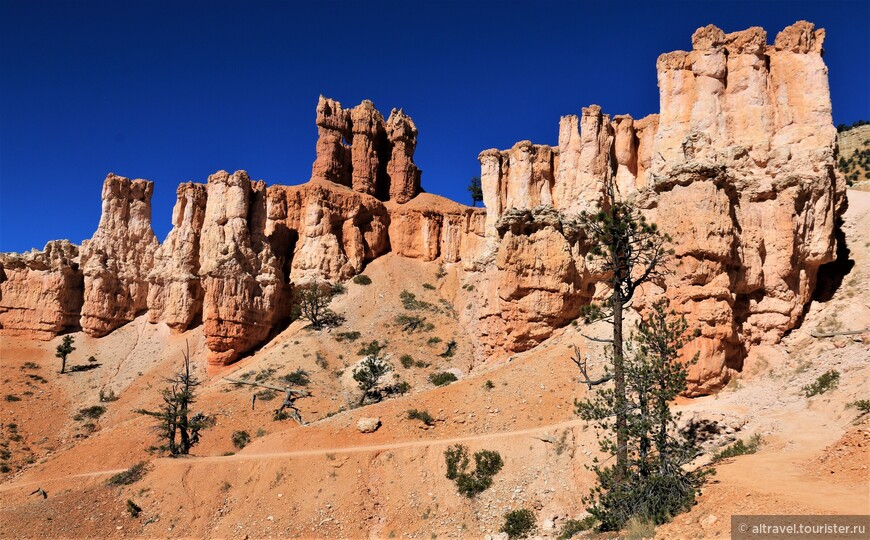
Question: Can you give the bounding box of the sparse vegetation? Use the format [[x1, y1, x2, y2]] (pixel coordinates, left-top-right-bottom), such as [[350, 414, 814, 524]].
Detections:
[[56, 335, 75, 374], [281, 368, 311, 387], [623, 515, 656, 540], [335, 331, 362, 342], [484, 380, 495, 390], [294, 280, 340, 329], [422, 282, 436, 290], [558, 516, 596, 539], [400, 354, 415, 369], [126, 499, 142, 518], [435, 263, 447, 279], [136, 345, 212, 456], [501, 509, 536, 539], [847, 399, 870, 420], [232, 430, 251, 449], [4, 395, 21, 402], [395, 314, 432, 333], [444, 444, 503, 498], [427, 336, 442, 346], [79, 405, 106, 419], [439, 339, 457, 357], [428, 372, 457, 386], [107, 462, 150, 486], [803, 370, 840, 397], [330, 282, 347, 295], [357, 340, 387, 357], [315, 352, 328, 369], [712, 434, 763, 462], [353, 356, 393, 405], [99, 389, 119, 402], [400, 290, 435, 311], [352, 274, 372, 285], [407, 409, 434, 426]]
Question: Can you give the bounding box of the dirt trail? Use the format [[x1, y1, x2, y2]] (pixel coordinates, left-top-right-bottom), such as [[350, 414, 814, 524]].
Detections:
[[0, 417, 587, 494]]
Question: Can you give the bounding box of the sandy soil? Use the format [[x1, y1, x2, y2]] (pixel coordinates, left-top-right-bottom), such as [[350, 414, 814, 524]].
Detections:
[[0, 191, 868, 539]]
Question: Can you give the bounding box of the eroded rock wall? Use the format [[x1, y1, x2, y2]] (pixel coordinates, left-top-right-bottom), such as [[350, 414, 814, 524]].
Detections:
[[473, 21, 846, 393], [80, 174, 159, 337], [0, 241, 83, 338]]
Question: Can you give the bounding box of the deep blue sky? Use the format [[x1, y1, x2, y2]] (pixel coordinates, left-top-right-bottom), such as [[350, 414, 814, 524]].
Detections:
[[1, 0, 868, 253]]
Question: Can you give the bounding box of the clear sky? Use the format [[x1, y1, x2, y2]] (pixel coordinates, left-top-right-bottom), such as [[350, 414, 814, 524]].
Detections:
[[1, 0, 868, 253]]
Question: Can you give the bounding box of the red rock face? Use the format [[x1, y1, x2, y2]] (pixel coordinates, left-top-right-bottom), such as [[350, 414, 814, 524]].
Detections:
[[473, 21, 846, 394], [0, 23, 845, 394], [80, 174, 159, 337], [0, 240, 83, 338]]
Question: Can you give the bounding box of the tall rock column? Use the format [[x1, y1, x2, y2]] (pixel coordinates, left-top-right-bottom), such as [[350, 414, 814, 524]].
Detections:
[[199, 170, 284, 366], [80, 174, 158, 336], [147, 182, 208, 330], [385, 108, 422, 203], [311, 96, 352, 186], [350, 100, 386, 196]]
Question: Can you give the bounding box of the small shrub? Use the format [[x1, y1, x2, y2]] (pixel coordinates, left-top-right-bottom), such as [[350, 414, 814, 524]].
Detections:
[[255, 428, 267, 437], [331, 282, 347, 295], [847, 399, 870, 418], [232, 430, 251, 449], [107, 462, 150, 486], [4, 395, 20, 402], [407, 409, 434, 426], [444, 444, 503, 497], [281, 368, 310, 387], [126, 499, 142, 518], [99, 389, 119, 402], [415, 359, 430, 368], [422, 283, 436, 290], [357, 340, 387, 357], [0, 463, 10, 473], [435, 263, 447, 279], [335, 331, 362, 342], [440, 339, 457, 357], [560, 518, 595, 540], [87, 356, 98, 363], [387, 380, 411, 395], [220, 481, 232, 492], [23, 362, 39, 369], [400, 354, 415, 369], [254, 389, 277, 401], [501, 509, 536, 539], [400, 290, 434, 311], [484, 380, 495, 390], [623, 515, 656, 540], [352, 275, 372, 285], [427, 337, 442, 346], [315, 352, 329, 369], [429, 372, 457, 386], [712, 433, 763, 462], [396, 314, 428, 332], [79, 405, 106, 419], [803, 370, 840, 397], [255, 368, 276, 383]]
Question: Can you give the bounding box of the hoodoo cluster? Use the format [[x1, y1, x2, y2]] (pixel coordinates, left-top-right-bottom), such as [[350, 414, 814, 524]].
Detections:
[[0, 22, 845, 394]]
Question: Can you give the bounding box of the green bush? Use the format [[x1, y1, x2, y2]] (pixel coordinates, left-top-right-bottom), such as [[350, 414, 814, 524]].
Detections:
[[395, 314, 428, 332], [106, 462, 150, 486], [357, 340, 387, 357], [232, 430, 251, 449], [407, 409, 434, 426], [400, 354, 415, 369], [79, 405, 106, 419], [427, 336, 442, 346], [712, 434, 763, 462], [4, 395, 20, 402], [352, 275, 372, 285], [484, 380, 495, 390], [422, 283, 436, 290], [331, 282, 347, 295], [440, 339, 457, 357], [558, 516, 596, 539], [429, 372, 457, 386], [444, 444, 503, 498], [803, 370, 840, 397], [400, 290, 434, 311], [501, 509, 536, 539], [847, 399, 870, 417], [281, 368, 310, 387], [335, 331, 362, 342]]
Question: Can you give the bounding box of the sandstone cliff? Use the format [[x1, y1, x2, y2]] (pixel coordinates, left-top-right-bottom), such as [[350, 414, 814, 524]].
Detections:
[[0, 240, 83, 337], [471, 21, 846, 393], [0, 22, 846, 393]]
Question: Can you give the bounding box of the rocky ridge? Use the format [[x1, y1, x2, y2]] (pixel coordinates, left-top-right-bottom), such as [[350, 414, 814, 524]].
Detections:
[[0, 22, 846, 392]]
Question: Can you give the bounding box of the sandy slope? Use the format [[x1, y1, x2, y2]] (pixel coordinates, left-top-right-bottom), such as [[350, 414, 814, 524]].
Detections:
[[0, 192, 868, 539]]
